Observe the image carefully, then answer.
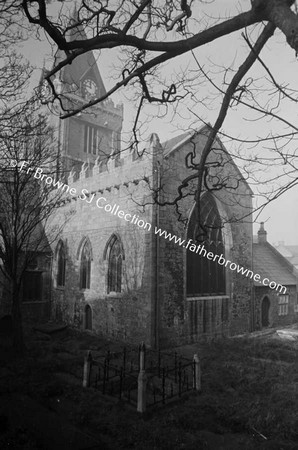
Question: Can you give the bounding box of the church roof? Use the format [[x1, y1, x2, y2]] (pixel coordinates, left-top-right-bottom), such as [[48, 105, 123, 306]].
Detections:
[[161, 125, 254, 196], [162, 130, 194, 156], [52, 7, 106, 95], [253, 241, 297, 287]]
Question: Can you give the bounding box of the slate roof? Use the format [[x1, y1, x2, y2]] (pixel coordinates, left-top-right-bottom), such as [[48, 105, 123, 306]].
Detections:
[[274, 244, 298, 267], [52, 8, 106, 95], [162, 130, 194, 156], [253, 241, 297, 287], [161, 125, 254, 195], [290, 256, 298, 266]]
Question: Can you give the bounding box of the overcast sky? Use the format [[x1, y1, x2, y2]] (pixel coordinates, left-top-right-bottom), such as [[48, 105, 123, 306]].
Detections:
[[20, 0, 298, 245]]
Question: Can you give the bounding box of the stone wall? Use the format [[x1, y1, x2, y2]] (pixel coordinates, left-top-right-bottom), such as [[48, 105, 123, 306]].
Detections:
[[49, 128, 254, 347], [50, 136, 160, 346], [156, 129, 253, 346], [254, 285, 298, 329]]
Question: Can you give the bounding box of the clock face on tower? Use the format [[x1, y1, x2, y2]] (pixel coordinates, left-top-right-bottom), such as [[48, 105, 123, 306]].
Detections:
[[82, 78, 98, 100]]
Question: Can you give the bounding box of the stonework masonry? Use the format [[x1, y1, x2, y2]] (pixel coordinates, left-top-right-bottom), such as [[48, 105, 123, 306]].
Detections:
[[51, 135, 160, 345], [254, 286, 297, 330], [3, 17, 297, 345], [156, 131, 253, 345], [50, 127, 255, 347], [37, 37, 258, 347]]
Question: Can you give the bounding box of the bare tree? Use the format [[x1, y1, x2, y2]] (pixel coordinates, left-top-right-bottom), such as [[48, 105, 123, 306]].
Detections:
[[0, 94, 71, 355], [0, 1, 67, 354], [16, 1, 298, 234]]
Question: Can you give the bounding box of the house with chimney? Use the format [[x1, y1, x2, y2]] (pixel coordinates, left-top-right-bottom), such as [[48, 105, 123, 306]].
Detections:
[[253, 223, 298, 329]]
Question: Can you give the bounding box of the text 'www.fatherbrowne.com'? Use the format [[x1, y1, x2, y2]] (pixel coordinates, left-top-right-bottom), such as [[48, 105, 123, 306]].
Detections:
[[154, 227, 287, 294], [13, 159, 286, 294]]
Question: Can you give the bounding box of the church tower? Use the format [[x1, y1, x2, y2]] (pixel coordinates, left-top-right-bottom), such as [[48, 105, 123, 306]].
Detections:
[[44, 10, 124, 175]]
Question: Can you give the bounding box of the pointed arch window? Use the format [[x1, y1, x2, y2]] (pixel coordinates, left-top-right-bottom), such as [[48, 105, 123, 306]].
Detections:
[[104, 234, 124, 294], [56, 241, 66, 287], [187, 193, 226, 296], [79, 238, 92, 290]]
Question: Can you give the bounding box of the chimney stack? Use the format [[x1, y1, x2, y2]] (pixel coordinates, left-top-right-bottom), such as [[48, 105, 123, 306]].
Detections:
[[258, 222, 267, 244]]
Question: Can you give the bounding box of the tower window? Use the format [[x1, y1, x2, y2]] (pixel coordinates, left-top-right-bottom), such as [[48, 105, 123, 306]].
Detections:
[[83, 124, 112, 161], [84, 125, 99, 155]]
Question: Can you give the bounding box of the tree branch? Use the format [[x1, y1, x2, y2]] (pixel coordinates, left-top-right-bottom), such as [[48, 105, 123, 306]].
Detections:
[[192, 21, 276, 241]]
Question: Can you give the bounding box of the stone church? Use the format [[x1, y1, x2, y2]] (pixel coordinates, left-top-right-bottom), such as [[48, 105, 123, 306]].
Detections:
[[2, 29, 296, 347], [1, 15, 297, 347], [8, 17, 297, 347], [35, 24, 257, 348]]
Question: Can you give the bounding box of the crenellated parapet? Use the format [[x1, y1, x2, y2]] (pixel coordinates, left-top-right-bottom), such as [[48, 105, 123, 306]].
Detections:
[[54, 133, 162, 206]]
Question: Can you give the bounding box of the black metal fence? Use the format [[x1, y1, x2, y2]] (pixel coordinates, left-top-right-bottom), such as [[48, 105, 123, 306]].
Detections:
[[83, 344, 200, 411], [90, 350, 139, 406], [146, 359, 196, 406]]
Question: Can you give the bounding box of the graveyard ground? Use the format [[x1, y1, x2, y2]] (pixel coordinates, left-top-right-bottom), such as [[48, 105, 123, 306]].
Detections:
[[1, 324, 298, 449]]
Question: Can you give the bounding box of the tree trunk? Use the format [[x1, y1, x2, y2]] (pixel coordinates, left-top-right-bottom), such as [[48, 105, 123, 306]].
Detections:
[[11, 283, 25, 356], [264, 0, 298, 52]]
